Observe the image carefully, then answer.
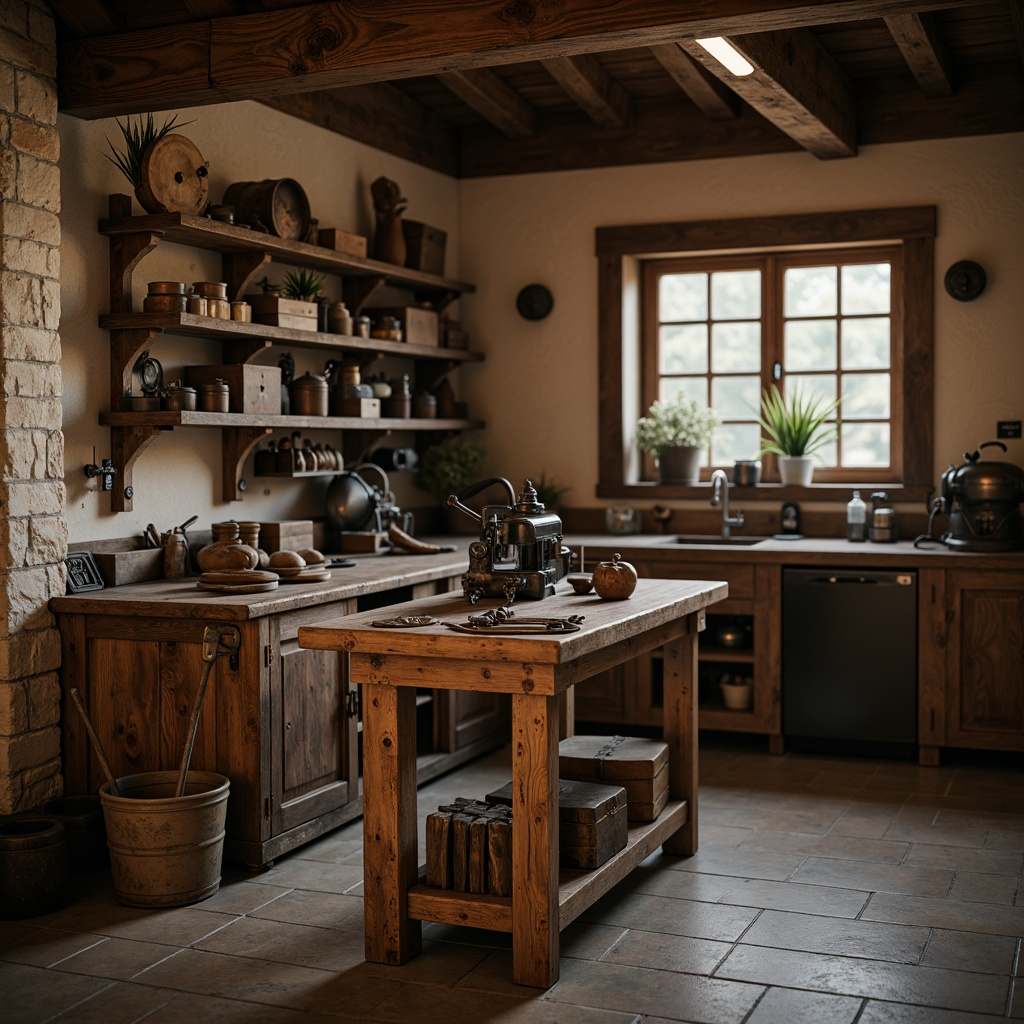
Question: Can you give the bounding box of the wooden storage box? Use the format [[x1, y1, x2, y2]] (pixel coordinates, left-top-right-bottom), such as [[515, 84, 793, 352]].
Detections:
[[247, 294, 318, 332], [89, 542, 163, 586], [370, 305, 440, 347], [316, 226, 368, 258], [258, 520, 314, 554], [185, 364, 282, 416], [487, 778, 627, 870], [332, 397, 381, 418], [558, 735, 669, 822], [401, 220, 447, 275]]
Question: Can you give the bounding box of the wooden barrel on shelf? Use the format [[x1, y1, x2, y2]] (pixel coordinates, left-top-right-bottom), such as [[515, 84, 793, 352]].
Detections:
[[221, 178, 310, 240]]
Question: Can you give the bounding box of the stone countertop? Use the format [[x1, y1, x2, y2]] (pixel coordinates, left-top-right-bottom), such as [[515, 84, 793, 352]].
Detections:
[[566, 533, 1024, 569], [49, 542, 472, 620]]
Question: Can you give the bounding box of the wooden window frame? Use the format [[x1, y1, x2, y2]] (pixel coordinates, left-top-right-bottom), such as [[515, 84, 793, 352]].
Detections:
[[596, 206, 935, 503]]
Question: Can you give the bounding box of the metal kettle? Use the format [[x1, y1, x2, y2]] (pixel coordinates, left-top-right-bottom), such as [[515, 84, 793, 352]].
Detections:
[[941, 441, 1024, 551]]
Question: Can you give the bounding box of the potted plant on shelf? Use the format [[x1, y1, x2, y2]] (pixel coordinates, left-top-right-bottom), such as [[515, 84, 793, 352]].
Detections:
[[755, 384, 841, 486], [636, 397, 720, 484], [249, 270, 325, 333], [105, 113, 198, 214], [416, 438, 486, 533]]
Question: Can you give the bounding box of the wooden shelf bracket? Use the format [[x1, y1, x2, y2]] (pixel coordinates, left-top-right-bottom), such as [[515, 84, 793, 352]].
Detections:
[[223, 425, 274, 501]]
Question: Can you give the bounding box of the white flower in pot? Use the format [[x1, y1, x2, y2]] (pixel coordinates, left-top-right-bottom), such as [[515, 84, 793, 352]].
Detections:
[[755, 384, 841, 486], [636, 397, 720, 484]]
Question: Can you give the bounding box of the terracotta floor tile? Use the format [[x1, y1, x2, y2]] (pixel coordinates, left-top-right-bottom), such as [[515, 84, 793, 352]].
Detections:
[[858, 998, 1013, 1023], [949, 871, 1021, 905], [790, 856, 955, 897], [716, 944, 1008, 1014], [903, 843, 1022, 875], [248, 888, 365, 931], [711, 876, 871, 917], [668, 845, 808, 881], [740, 909, 929, 963], [53, 935, 181, 980], [741, 828, 909, 864], [600, 928, 733, 974], [245, 858, 364, 894], [46, 980, 180, 1023], [542, 956, 764, 1022], [921, 927, 1018, 974], [579, 891, 760, 942], [3, 960, 111, 1024], [0, 926, 106, 968], [862, 891, 1024, 936], [744, 985, 862, 1024], [141, 990, 343, 1023]]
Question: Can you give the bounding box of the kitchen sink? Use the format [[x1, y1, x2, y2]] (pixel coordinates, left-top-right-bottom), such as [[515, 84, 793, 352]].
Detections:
[[671, 534, 769, 546]]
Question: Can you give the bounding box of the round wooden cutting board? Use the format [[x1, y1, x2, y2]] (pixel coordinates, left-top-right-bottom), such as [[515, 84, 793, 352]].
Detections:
[[136, 134, 210, 215]]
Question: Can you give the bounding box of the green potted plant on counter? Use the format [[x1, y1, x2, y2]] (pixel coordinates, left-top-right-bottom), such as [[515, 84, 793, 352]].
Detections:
[[755, 383, 841, 485], [636, 396, 720, 484]]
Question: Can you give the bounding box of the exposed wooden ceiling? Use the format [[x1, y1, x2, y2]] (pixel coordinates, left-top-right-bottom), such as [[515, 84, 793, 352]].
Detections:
[[51, 1, 1024, 177]]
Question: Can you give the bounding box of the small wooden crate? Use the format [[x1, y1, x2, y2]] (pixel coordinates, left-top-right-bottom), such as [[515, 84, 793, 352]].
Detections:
[[316, 226, 368, 258], [247, 294, 318, 332], [558, 734, 669, 822], [401, 220, 446, 275], [332, 397, 380, 418], [369, 305, 439, 346], [486, 778, 628, 870], [258, 520, 314, 554], [338, 531, 387, 553], [89, 544, 163, 586], [185, 363, 282, 415]]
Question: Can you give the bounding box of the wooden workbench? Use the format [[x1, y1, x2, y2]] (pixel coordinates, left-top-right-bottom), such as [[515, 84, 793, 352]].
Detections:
[[298, 576, 727, 988]]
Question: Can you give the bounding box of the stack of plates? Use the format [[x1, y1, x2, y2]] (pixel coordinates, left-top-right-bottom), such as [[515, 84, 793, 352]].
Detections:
[[271, 564, 332, 583], [198, 569, 280, 593]]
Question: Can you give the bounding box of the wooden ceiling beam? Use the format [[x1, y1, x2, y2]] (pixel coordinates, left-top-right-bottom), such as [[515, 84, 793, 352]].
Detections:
[[48, 0, 123, 37], [57, 0, 993, 119], [440, 68, 538, 139], [181, 1, 236, 16], [681, 29, 857, 159], [648, 42, 740, 121], [1010, 1, 1024, 69], [543, 54, 632, 130], [884, 12, 954, 97]]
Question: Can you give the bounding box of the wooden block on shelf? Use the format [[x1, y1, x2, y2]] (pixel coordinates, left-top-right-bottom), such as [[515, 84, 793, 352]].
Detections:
[[401, 220, 447, 275], [467, 817, 488, 894], [425, 811, 453, 889], [90, 546, 162, 586], [338, 531, 387, 553], [368, 305, 439, 346], [247, 294, 318, 332], [184, 363, 282, 415], [332, 397, 381, 418], [451, 812, 475, 892], [487, 818, 512, 897], [316, 227, 368, 258]]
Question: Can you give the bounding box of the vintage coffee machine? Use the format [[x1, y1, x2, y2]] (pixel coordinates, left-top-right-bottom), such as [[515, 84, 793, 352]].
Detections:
[[940, 441, 1024, 551], [447, 478, 573, 603]]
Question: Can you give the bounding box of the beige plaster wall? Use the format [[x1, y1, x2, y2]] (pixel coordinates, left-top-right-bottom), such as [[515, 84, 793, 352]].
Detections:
[[58, 102, 462, 546], [457, 133, 1024, 512]]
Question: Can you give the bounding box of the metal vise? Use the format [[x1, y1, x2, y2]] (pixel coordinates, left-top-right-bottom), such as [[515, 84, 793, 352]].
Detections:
[[446, 478, 573, 604]]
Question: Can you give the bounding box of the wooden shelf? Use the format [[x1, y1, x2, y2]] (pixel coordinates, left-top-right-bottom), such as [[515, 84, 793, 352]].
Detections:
[[99, 311, 482, 365], [99, 410, 482, 431], [99, 208, 475, 298], [405, 800, 688, 933], [699, 647, 755, 664]]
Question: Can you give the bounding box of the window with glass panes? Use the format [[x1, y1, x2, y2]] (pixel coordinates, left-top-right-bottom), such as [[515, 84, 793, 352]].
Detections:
[[641, 246, 899, 482]]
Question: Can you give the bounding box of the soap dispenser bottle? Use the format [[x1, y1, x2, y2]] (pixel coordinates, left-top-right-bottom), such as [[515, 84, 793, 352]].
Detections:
[[846, 490, 867, 542]]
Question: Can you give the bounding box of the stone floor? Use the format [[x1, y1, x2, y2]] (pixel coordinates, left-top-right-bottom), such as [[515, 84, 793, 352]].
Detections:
[[3, 734, 1023, 1024]]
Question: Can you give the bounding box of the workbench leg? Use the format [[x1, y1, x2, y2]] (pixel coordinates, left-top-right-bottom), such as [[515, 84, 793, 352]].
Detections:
[[511, 691, 560, 987], [662, 623, 698, 856], [362, 684, 421, 965]]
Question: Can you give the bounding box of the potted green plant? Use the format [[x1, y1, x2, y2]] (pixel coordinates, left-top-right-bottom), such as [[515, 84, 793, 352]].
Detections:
[[105, 113, 194, 214], [636, 397, 720, 484], [755, 383, 841, 485], [417, 438, 486, 532], [249, 270, 325, 332]]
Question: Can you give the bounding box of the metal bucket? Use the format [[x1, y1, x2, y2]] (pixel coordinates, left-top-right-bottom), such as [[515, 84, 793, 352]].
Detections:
[[99, 770, 229, 908]]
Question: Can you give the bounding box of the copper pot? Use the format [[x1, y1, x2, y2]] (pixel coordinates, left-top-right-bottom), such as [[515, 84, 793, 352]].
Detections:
[[290, 372, 329, 417]]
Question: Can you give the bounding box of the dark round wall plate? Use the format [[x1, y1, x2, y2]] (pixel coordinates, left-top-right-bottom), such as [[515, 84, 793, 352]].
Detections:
[[516, 284, 553, 320], [944, 260, 986, 301]]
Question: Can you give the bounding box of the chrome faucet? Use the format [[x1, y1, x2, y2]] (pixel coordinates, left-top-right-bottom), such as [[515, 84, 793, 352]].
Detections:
[[710, 469, 745, 539]]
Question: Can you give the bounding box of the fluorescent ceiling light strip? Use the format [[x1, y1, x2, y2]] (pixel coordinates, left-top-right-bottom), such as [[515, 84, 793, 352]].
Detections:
[[695, 37, 755, 76]]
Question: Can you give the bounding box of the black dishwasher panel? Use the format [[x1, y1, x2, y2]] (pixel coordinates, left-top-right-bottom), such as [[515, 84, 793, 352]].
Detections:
[[783, 568, 917, 748]]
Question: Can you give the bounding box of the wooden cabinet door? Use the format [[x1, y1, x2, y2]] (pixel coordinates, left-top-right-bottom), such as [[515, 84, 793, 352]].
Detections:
[[944, 570, 1024, 751], [433, 690, 509, 753], [271, 604, 359, 836]]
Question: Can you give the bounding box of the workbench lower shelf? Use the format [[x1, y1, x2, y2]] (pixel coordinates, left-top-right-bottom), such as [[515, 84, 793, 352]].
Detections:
[[406, 799, 688, 932]]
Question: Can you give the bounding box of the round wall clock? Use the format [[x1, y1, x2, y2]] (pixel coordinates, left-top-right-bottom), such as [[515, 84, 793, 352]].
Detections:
[[944, 260, 986, 301], [516, 284, 554, 320]]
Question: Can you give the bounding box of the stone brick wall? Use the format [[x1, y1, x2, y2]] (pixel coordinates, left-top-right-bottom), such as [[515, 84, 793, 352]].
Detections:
[[0, 0, 66, 814]]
